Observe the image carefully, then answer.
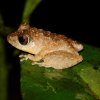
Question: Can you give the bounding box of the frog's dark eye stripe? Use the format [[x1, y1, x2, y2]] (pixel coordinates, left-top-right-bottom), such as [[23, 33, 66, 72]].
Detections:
[[18, 34, 29, 45]]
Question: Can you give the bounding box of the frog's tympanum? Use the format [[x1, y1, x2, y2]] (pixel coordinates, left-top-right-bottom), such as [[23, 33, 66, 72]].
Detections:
[[7, 23, 83, 69]]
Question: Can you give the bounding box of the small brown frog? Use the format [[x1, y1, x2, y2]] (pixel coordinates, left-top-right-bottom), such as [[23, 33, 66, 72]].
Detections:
[[7, 23, 83, 69]]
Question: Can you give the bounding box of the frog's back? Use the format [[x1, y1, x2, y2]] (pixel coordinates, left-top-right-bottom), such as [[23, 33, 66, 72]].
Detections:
[[19, 23, 83, 52], [31, 28, 83, 52]]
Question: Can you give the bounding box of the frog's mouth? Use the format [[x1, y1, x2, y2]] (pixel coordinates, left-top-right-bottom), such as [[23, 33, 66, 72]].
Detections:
[[20, 51, 35, 56]]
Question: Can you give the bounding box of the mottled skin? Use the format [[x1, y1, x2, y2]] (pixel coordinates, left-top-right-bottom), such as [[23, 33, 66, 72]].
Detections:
[[7, 23, 83, 69]]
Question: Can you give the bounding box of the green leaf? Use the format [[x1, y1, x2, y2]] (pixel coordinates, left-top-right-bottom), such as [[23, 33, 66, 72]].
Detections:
[[73, 45, 100, 98], [21, 44, 100, 100], [22, 0, 41, 22], [0, 38, 8, 100], [0, 14, 13, 100]]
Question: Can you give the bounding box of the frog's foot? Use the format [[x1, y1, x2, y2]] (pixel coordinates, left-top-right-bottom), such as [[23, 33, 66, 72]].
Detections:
[[19, 54, 44, 64], [19, 54, 28, 62], [19, 54, 35, 62], [31, 59, 44, 65]]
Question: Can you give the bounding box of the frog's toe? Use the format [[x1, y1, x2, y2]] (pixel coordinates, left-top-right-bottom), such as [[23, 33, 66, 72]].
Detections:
[[19, 54, 29, 62], [31, 59, 44, 65], [20, 57, 28, 62]]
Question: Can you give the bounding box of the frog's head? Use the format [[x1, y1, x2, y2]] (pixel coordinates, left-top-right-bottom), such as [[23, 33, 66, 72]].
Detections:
[[7, 23, 36, 54]]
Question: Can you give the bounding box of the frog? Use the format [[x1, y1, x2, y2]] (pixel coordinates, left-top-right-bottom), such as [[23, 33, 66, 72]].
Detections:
[[7, 23, 83, 69]]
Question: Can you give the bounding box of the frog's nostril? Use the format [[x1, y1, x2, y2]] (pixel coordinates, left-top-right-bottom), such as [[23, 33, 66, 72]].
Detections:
[[7, 35, 11, 42]]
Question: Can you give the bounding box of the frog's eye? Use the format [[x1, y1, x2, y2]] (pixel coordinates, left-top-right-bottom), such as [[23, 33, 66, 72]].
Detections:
[[18, 34, 29, 45]]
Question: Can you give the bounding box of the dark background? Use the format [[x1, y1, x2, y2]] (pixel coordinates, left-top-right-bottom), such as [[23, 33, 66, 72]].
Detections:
[[0, 0, 99, 100], [0, 0, 99, 47]]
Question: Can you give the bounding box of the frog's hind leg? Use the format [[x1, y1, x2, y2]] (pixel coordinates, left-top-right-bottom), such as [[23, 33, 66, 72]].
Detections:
[[41, 51, 83, 69]]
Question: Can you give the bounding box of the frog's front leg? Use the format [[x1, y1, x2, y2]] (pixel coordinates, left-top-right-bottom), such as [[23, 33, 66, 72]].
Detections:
[[19, 53, 43, 63]]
